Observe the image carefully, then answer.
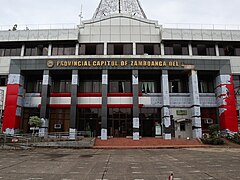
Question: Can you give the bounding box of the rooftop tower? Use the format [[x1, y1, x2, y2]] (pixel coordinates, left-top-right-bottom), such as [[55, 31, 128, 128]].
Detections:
[[93, 0, 147, 19]]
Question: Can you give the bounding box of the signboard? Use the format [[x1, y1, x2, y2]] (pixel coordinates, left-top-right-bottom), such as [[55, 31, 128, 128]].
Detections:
[[176, 110, 188, 115], [155, 125, 161, 136], [133, 118, 139, 128]]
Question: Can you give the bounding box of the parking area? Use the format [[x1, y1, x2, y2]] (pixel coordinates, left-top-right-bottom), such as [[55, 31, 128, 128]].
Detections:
[[0, 148, 240, 180]]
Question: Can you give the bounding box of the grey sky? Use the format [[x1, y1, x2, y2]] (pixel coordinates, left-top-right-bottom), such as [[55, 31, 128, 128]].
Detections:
[[0, 0, 239, 27]]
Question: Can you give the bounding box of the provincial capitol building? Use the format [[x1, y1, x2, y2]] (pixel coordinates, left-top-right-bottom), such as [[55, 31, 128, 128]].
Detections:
[[0, 0, 239, 140]]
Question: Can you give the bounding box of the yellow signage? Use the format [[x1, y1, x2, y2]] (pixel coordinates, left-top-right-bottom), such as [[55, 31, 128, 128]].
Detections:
[[49, 60, 184, 68]]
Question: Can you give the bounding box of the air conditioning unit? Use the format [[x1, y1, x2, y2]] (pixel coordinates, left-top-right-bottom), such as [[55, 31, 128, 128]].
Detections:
[[204, 119, 213, 124], [54, 124, 62, 129]]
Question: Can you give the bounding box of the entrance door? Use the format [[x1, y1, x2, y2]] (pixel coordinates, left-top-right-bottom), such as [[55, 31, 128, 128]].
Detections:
[[142, 119, 154, 137], [108, 108, 132, 137]]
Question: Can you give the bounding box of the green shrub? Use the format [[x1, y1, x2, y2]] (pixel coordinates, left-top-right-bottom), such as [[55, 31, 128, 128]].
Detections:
[[201, 124, 224, 145], [227, 133, 240, 144]]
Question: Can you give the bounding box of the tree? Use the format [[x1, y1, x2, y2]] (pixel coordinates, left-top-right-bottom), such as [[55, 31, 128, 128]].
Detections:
[[28, 116, 42, 128]]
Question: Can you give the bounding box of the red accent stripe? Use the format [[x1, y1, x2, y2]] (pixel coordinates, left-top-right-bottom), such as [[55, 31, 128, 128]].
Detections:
[[48, 104, 71, 108], [77, 104, 102, 108], [78, 93, 102, 97], [50, 93, 71, 97], [107, 93, 133, 97], [107, 104, 133, 108]]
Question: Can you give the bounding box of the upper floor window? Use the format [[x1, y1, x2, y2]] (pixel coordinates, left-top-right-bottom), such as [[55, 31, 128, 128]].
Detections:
[[219, 43, 240, 56], [52, 42, 75, 56], [169, 73, 189, 93], [107, 43, 133, 55], [79, 81, 102, 93], [79, 43, 104, 55], [192, 43, 216, 56], [109, 80, 131, 93], [25, 43, 48, 56], [136, 44, 161, 55], [164, 41, 188, 55], [26, 80, 42, 93], [0, 43, 21, 56], [52, 80, 71, 93], [0, 75, 8, 86]]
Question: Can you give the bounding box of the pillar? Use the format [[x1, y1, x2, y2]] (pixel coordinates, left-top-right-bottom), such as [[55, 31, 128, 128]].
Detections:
[[160, 43, 165, 55], [2, 72, 24, 134], [133, 42, 136, 55], [69, 70, 78, 139], [104, 42, 107, 55], [132, 70, 139, 140], [48, 44, 52, 56], [215, 75, 238, 132], [21, 44, 25, 57], [189, 70, 202, 138], [101, 70, 108, 140], [188, 43, 193, 56], [215, 44, 220, 56], [75, 43, 79, 56], [39, 70, 51, 137], [161, 70, 171, 139]]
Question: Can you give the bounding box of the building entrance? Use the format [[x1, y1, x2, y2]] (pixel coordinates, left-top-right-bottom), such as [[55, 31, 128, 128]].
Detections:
[[140, 108, 161, 137], [108, 108, 132, 137]]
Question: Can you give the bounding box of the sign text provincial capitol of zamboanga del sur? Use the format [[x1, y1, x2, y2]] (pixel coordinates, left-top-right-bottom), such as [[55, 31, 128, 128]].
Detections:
[[47, 60, 185, 68]]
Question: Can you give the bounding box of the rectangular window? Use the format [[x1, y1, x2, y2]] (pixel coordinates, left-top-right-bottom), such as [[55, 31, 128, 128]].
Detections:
[[107, 43, 133, 55], [164, 42, 188, 55], [192, 43, 216, 56], [52, 42, 76, 56], [109, 81, 131, 93], [79, 43, 104, 55], [25, 44, 49, 56], [79, 81, 102, 93], [0, 75, 7, 86], [136, 44, 161, 55], [180, 122, 186, 131]]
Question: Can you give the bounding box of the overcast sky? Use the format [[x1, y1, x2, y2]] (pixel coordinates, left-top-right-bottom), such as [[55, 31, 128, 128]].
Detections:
[[0, 0, 240, 29]]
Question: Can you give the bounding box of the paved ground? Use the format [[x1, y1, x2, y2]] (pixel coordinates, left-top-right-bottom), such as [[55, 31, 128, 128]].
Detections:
[[0, 148, 240, 180]]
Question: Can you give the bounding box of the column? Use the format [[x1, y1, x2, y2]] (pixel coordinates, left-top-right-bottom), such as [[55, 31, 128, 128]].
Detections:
[[101, 70, 108, 140], [215, 44, 220, 56], [160, 43, 165, 55], [215, 75, 238, 132], [48, 44, 52, 56], [39, 70, 51, 137], [133, 42, 136, 55], [2, 72, 24, 135], [161, 70, 171, 139], [189, 70, 202, 138], [21, 44, 25, 57], [75, 43, 79, 56], [132, 70, 139, 140], [69, 70, 78, 139], [188, 43, 193, 56], [104, 42, 107, 55]]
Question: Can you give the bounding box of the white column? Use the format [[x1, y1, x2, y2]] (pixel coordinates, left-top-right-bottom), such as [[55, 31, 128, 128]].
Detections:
[[21, 44, 25, 56], [104, 42, 107, 55], [75, 43, 79, 56], [160, 43, 165, 55], [189, 70, 202, 138], [188, 43, 193, 56], [48, 44, 52, 56], [133, 42, 136, 55], [215, 44, 220, 56], [161, 70, 171, 139]]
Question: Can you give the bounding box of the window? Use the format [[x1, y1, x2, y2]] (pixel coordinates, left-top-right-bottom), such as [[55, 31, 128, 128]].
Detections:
[[136, 44, 161, 55], [219, 43, 240, 56], [109, 81, 131, 93], [26, 80, 42, 93], [199, 81, 214, 93], [169, 79, 189, 93], [180, 122, 185, 131], [164, 41, 189, 55], [192, 43, 216, 56], [52, 80, 71, 92], [79, 81, 102, 93], [79, 43, 104, 55], [0, 44, 21, 56], [52, 42, 76, 55], [0, 76, 7, 86], [140, 81, 156, 93], [233, 75, 240, 95], [25, 44, 48, 56], [107, 43, 133, 55]]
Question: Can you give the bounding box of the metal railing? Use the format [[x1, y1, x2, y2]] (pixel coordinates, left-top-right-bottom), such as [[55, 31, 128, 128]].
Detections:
[[0, 23, 77, 31], [162, 23, 240, 30]]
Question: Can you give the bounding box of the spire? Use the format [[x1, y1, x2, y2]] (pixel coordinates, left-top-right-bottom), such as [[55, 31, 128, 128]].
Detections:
[[93, 0, 147, 19]]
